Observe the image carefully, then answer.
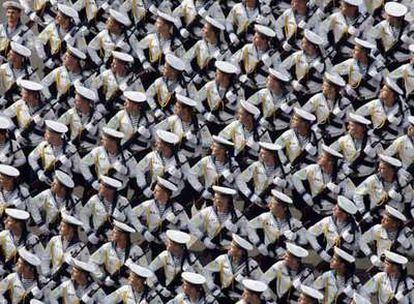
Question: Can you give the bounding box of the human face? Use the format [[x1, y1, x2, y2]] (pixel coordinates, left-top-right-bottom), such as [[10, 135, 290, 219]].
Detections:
[[183, 281, 197, 297], [259, 148, 275, 163], [301, 38, 317, 55], [322, 80, 337, 99], [111, 58, 127, 75], [155, 17, 170, 35], [51, 178, 65, 196], [292, 0, 307, 12], [55, 12, 70, 28], [284, 252, 300, 270], [98, 183, 115, 199], [352, 45, 367, 61], [238, 107, 253, 126], [6, 8, 20, 25], [213, 193, 229, 212], [211, 142, 226, 159], [384, 260, 400, 276], [167, 239, 183, 256], [59, 221, 72, 237], [340, 1, 357, 17], [71, 267, 87, 283], [4, 216, 18, 230], [155, 138, 171, 155], [153, 184, 169, 202], [111, 227, 125, 242], [215, 70, 230, 87], [0, 174, 14, 190], [242, 288, 260, 303], [268, 199, 286, 218], [317, 152, 333, 168], [333, 204, 348, 221], [202, 22, 215, 39], [330, 254, 343, 271], [107, 17, 122, 33], [16, 257, 26, 274], [378, 161, 395, 180], [163, 64, 177, 80], [245, 0, 257, 8], [63, 52, 78, 69], [291, 114, 306, 129], [7, 50, 21, 65], [129, 272, 145, 290], [381, 213, 398, 230], [298, 294, 314, 304], [347, 121, 365, 138], [44, 129, 62, 146], [379, 85, 396, 105], [102, 135, 118, 152], [267, 75, 282, 93], [408, 124, 414, 137], [253, 32, 267, 50], [125, 99, 140, 114], [228, 241, 243, 258], [75, 94, 91, 114], [22, 89, 38, 105]]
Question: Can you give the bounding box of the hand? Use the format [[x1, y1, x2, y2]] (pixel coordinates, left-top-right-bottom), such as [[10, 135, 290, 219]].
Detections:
[[273, 176, 287, 188], [154, 109, 165, 120], [92, 180, 100, 191], [144, 230, 155, 242], [160, 287, 171, 298], [345, 85, 357, 98], [304, 143, 316, 154], [303, 193, 313, 205], [229, 33, 239, 44], [204, 237, 216, 249], [256, 14, 268, 25], [347, 26, 359, 36], [113, 161, 127, 175], [165, 212, 177, 224], [282, 42, 292, 52], [395, 291, 405, 301], [332, 107, 341, 116], [397, 234, 411, 249], [320, 250, 331, 262], [192, 74, 202, 84], [204, 112, 215, 122], [167, 166, 180, 178], [311, 60, 324, 73], [326, 182, 340, 194], [225, 91, 237, 103], [250, 194, 260, 204], [138, 126, 150, 138], [283, 230, 295, 241], [63, 252, 72, 264], [44, 59, 55, 69], [104, 276, 115, 286], [31, 286, 42, 299], [81, 294, 93, 304], [198, 7, 207, 17], [239, 74, 249, 83], [0, 154, 8, 163], [388, 188, 402, 201], [258, 244, 268, 256], [224, 220, 237, 233], [37, 170, 49, 183], [143, 187, 152, 198], [124, 258, 133, 268], [292, 278, 301, 289], [292, 80, 304, 92], [298, 20, 307, 29], [202, 189, 212, 200], [185, 131, 195, 142], [58, 155, 71, 166], [180, 28, 190, 38], [33, 114, 42, 124], [88, 233, 100, 245], [343, 284, 354, 297], [370, 255, 382, 268], [148, 4, 157, 14], [143, 61, 152, 71], [363, 212, 373, 223], [0, 265, 5, 276], [387, 113, 398, 124]]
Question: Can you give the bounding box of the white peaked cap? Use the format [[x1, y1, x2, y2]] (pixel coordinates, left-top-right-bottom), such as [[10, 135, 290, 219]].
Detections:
[[128, 263, 154, 278], [322, 144, 343, 158], [124, 91, 147, 103], [67, 45, 86, 60], [301, 285, 324, 300], [5, 208, 30, 220], [343, 0, 362, 6], [0, 117, 10, 129], [408, 116, 414, 125], [100, 175, 122, 189], [304, 30, 324, 45], [384, 250, 408, 265], [242, 279, 268, 293], [215, 61, 238, 74], [353, 293, 371, 304], [55, 170, 74, 188], [286, 242, 309, 258], [269, 68, 290, 82], [254, 24, 276, 38], [166, 229, 191, 244], [293, 107, 316, 122], [18, 248, 41, 266], [57, 4, 79, 20], [3, 1, 23, 10], [0, 164, 19, 177], [176, 94, 197, 107], [212, 135, 234, 147], [10, 42, 31, 57], [103, 127, 125, 139], [384, 2, 407, 17], [112, 51, 134, 63], [109, 9, 131, 26], [379, 154, 402, 168], [157, 11, 177, 24], [156, 129, 180, 144], [212, 185, 237, 196], [72, 259, 96, 273], [61, 212, 83, 226], [259, 142, 281, 151], [337, 196, 358, 215], [271, 189, 293, 204], [165, 54, 186, 71], [240, 100, 260, 119], [182, 272, 206, 285], [324, 72, 346, 87], [232, 234, 253, 251], [18, 79, 43, 91], [113, 220, 136, 233], [45, 120, 68, 134], [348, 113, 371, 125], [75, 85, 97, 101], [205, 16, 225, 30], [334, 246, 355, 263], [385, 77, 403, 95], [157, 176, 178, 192], [385, 205, 407, 222], [354, 38, 375, 50], [409, 44, 414, 53]]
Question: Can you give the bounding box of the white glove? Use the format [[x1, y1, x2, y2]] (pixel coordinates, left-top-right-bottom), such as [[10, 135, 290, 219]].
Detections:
[[160, 288, 171, 298], [387, 113, 398, 124], [101, 2, 109, 10], [58, 155, 71, 166], [363, 144, 375, 156], [37, 170, 48, 183], [283, 163, 292, 175], [138, 126, 150, 138], [258, 244, 268, 256], [204, 237, 216, 249], [250, 194, 260, 204], [167, 166, 180, 178], [298, 20, 307, 29], [343, 284, 354, 297], [280, 102, 291, 112], [326, 182, 340, 194], [180, 28, 190, 38], [262, 53, 271, 66], [256, 14, 269, 25], [292, 80, 304, 92], [333, 106, 342, 116], [273, 177, 287, 188], [229, 33, 239, 44], [363, 212, 373, 223], [311, 60, 324, 73], [63, 252, 72, 264], [198, 7, 207, 17], [143, 61, 152, 70], [342, 163, 353, 175], [154, 109, 165, 120], [388, 188, 402, 201], [221, 169, 233, 182], [239, 74, 249, 83], [143, 187, 152, 198], [370, 255, 382, 268], [345, 85, 357, 97], [92, 180, 100, 190], [165, 212, 177, 224], [395, 291, 405, 302], [225, 91, 237, 103], [304, 143, 316, 155], [144, 230, 155, 242], [124, 258, 133, 268], [347, 26, 359, 36], [104, 276, 115, 287], [303, 193, 313, 205], [0, 154, 8, 163], [0, 265, 5, 276], [204, 112, 215, 122], [81, 294, 93, 304], [283, 230, 295, 241], [31, 286, 42, 299], [63, 32, 74, 43], [38, 224, 48, 235], [202, 189, 212, 200], [320, 250, 331, 262], [185, 131, 195, 142], [192, 74, 202, 84], [401, 34, 411, 44], [33, 114, 42, 124], [224, 220, 237, 233], [292, 278, 301, 289], [113, 161, 127, 175], [148, 4, 157, 14], [282, 42, 292, 52], [44, 58, 55, 69], [88, 233, 100, 244], [397, 234, 411, 249]]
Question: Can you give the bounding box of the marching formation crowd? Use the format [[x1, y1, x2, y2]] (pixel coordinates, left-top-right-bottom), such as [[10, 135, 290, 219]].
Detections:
[[0, 0, 414, 302]]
